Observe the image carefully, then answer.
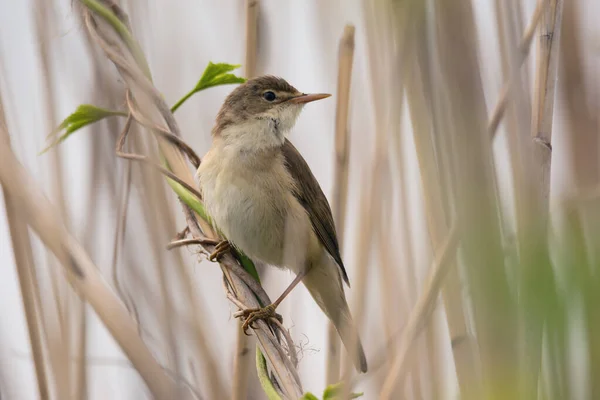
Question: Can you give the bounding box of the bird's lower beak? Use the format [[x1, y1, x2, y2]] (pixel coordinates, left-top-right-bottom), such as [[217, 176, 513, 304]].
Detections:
[[289, 93, 331, 104]]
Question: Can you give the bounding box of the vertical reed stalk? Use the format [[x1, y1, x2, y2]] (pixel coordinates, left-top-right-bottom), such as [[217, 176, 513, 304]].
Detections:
[[34, 2, 77, 397], [433, 0, 518, 397], [232, 2, 260, 399], [325, 24, 355, 386], [560, 2, 600, 397], [494, 1, 554, 398], [531, 1, 564, 396]]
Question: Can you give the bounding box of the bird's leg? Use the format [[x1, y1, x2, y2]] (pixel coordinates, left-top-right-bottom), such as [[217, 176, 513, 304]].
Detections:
[[235, 269, 309, 334], [208, 240, 231, 261]]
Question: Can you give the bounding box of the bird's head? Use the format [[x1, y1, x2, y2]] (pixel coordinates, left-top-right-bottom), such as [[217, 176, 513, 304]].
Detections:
[[212, 76, 330, 151]]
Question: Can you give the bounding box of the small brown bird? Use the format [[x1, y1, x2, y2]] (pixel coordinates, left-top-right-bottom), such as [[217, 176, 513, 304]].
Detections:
[[196, 76, 367, 373]]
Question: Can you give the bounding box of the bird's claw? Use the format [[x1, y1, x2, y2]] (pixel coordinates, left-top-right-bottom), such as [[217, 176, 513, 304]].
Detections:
[[209, 240, 231, 261], [234, 304, 283, 335]]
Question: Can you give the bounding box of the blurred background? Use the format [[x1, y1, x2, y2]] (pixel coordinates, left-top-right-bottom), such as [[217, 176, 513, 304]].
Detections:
[[0, 0, 598, 399]]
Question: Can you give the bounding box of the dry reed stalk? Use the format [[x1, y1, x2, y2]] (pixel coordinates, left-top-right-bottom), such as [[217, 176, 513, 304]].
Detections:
[[379, 227, 459, 399], [134, 141, 186, 395], [340, 165, 377, 396], [378, 3, 556, 394], [339, 0, 401, 394], [431, 0, 519, 397], [404, 10, 481, 397], [360, 0, 445, 396], [33, 2, 78, 397], [560, 2, 600, 397], [530, 0, 564, 395], [386, 105, 428, 399], [0, 99, 50, 400], [531, 0, 563, 204], [376, 2, 550, 395], [382, 79, 424, 397], [405, 55, 477, 400], [494, 1, 559, 398], [392, 3, 446, 397], [325, 24, 355, 386], [79, 2, 302, 397], [488, 0, 546, 139], [232, 2, 260, 398]]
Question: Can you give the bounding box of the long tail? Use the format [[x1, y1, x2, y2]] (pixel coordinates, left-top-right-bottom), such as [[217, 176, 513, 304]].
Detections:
[[302, 260, 368, 373]]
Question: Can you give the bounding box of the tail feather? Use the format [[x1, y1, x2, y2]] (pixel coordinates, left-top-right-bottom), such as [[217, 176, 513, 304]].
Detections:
[[302, 261, 368, 373], [334, 307, 368, 373]]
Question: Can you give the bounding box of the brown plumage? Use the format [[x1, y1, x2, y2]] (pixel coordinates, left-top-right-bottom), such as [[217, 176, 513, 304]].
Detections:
[[282, 139, 350, 285]]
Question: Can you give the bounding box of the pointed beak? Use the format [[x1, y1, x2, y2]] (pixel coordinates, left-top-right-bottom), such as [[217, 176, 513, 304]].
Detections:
[[289, 93, 331, 104]]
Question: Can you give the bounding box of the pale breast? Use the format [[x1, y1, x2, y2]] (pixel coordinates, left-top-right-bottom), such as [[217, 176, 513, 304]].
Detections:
[[197, 146, 313, 270]]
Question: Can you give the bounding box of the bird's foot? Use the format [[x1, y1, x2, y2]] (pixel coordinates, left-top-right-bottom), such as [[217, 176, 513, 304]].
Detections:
[[234, 304, 283, 335], [209, 240, 231, 261]]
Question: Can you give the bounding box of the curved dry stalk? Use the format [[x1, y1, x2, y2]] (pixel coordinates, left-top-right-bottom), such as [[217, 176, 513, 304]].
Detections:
[[79, 2, 303, 397]]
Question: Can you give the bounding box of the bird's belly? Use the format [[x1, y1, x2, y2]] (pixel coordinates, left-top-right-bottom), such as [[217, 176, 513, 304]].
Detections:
[[218, 189, 286, 265], [201, 175, 309, 270]]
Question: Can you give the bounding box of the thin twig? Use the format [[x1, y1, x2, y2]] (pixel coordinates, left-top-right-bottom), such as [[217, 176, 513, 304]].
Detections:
[[166, 237, 219, 251]]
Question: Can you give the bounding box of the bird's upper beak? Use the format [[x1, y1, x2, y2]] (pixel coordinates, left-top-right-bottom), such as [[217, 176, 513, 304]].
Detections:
[[289, 93, 331, 104]]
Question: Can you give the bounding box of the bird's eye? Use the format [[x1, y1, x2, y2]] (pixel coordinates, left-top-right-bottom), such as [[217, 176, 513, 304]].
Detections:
[[263, 91, 276, 102]]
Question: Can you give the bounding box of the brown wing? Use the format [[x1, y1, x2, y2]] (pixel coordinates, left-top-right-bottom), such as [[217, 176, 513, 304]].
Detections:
[[282, 139, 350, 286]]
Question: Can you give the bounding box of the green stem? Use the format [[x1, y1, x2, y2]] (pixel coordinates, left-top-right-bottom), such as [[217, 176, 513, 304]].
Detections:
[[256, 347, 283, 400], [170, 89, 196, 113]]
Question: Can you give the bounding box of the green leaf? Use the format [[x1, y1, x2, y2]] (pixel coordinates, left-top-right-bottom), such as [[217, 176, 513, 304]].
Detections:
[[301, 382, 363, 400], [195, 62, 247, 91], [170, 62, 246, 112], [322, 382, 364, 399], [40, 105, 126, 154]]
